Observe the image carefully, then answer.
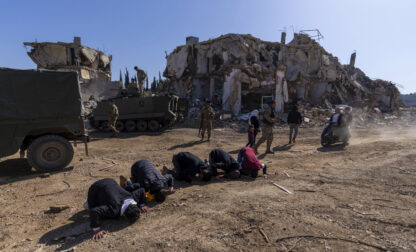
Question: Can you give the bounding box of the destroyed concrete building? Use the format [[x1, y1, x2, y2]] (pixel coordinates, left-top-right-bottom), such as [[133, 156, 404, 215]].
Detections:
[[24, 37, 121, 101], [164, 33, 400, 116]]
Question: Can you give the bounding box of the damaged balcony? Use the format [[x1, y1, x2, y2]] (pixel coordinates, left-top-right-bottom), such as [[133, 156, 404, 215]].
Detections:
[[24, 36, 112, 83], [24, 37, 122, 101]]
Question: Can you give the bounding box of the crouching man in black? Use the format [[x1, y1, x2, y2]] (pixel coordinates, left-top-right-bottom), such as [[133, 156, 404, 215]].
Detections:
[[209, 149, 240, 179], [121, 160, 175, 203], [163, 152, 212, 183], [85, 178, 148, 240]]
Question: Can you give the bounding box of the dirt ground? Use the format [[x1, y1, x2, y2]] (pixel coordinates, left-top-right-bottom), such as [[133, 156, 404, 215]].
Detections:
[[0, 125, 415, 251]]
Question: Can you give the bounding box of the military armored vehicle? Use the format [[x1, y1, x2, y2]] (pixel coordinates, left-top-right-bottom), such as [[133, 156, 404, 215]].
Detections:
[[0, 68, 88, 172], [89, 94, 182, 132]]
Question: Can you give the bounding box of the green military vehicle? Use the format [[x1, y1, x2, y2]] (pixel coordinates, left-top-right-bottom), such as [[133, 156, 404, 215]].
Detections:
[[89, 94, 182, 132], [0, 68, 88, 172]]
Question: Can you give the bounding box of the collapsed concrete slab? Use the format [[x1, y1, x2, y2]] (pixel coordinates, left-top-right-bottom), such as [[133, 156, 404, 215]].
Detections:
[[164, 33, 400, 115], [24, 37, 121, 101]]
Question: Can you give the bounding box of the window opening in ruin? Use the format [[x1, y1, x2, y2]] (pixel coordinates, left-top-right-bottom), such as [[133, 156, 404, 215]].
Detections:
[[70, 48, 76, 65], [212, 54, 223, 71], [241, 92, 263, 113]]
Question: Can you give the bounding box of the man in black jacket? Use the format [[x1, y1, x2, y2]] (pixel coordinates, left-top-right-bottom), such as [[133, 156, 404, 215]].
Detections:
[[163, 152, 212, 183], [209, 149, 240, 179], [287, 105, 302, 144], [125, 160, 174, 203], [85, 178, 148, 240]]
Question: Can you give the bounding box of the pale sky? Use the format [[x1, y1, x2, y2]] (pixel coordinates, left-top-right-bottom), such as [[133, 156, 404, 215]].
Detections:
[[1, 0, 415, 93]]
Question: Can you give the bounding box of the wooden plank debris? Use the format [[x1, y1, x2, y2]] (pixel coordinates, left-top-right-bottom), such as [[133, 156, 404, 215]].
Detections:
[[272, 183, 293, 194]]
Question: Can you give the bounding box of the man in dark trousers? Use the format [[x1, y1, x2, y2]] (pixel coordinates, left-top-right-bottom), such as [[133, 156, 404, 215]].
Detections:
[[237, 147, 267, 179], [163, 152, 212, 183], [209, 149, 240, 179], [122, 160, 175, 203], [85, 178, 148, 240], [287, 105, 302, 144]]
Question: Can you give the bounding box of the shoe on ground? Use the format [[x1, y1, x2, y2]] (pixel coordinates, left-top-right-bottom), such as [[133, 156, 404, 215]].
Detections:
[[265, 150, 274, 154], [292, 139, 296, 144], [120, 175, 127, 188], [162, 166, 168, 175], [288, 140, 292, 144]]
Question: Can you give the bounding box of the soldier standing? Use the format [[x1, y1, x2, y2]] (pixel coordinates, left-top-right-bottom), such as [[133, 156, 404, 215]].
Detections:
[[108, 100, 119, 137], [200, 100, 215, 141], [254, 100, 277, 154], [134, 66, 147, 97]]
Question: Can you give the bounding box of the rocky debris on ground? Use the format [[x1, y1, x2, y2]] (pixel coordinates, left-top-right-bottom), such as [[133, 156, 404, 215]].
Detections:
[[178, 105, 416, 131]]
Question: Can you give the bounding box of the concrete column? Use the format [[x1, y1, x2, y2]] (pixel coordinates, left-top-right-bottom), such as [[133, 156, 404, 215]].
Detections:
[[209, 77, 215, 100], [350, 52, 356, 67], [281, 32, 286, 45]]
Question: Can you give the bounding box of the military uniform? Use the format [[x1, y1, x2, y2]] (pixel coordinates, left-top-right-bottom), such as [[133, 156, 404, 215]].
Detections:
[[254, 104, 276, 153], [108, 103, 119, 136], [200, 106, 215, 140]]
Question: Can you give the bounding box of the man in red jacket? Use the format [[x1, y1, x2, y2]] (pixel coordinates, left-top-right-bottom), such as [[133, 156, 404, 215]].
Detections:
[[237, 147, 267, 178]]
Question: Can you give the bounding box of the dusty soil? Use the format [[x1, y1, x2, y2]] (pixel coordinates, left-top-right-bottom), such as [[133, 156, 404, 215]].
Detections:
[[0, 125, 415, 251]]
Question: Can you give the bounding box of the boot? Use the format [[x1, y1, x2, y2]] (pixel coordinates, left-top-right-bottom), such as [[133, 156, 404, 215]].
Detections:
[[161, 166, 168, 175], [265, 143, 274, 154], [292, 138, 296, 144], [288, 139, 292, 144], [120, 175, 127, 188]]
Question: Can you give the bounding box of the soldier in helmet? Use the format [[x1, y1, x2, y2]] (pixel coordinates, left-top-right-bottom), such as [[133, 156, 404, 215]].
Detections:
[[254, 100, 277, 154], [108, 100, 119, 137], [200, 100, 215, 141]]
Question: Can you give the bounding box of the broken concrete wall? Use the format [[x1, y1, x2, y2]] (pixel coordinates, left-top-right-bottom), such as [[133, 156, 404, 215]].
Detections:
[[164, 33, 400, 115], [24, 37, 112, 83], [222, 69, 242, 115], [80, 79, 122, 102]]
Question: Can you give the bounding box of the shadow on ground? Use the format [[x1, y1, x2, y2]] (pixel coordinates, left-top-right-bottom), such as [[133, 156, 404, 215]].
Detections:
[[88, 130, 172, 142], [39, 210, 131, 251], [168, 140, 204, 150], [317, 144, 346, 152], [273, 144, 293, 152], [0, 158, 73, 185]]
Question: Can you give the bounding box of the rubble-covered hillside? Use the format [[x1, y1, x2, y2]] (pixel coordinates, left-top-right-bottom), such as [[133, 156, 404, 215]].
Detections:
[[164, 33, 400, 115]]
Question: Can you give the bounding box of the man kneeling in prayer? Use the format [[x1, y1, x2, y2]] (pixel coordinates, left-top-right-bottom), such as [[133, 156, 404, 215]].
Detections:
[[237, 147, 267, 179], [85, 178, 148, 240], [120, 160, 175, 203]]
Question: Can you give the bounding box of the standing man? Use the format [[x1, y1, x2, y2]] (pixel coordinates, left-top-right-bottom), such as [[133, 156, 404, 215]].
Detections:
[[121, 160, 175, 203], [254, 101, 277, 154], [108, 100, 119, 137], [134, 66, 147, 97], [200, 100, 215, 141], [85, 178, 148, 240], [287, 105, 302, 144]]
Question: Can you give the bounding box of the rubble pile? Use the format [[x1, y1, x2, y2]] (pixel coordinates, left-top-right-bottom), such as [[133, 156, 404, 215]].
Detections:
[[178, 104, 416, 132], [164, 33, 400, 116]]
